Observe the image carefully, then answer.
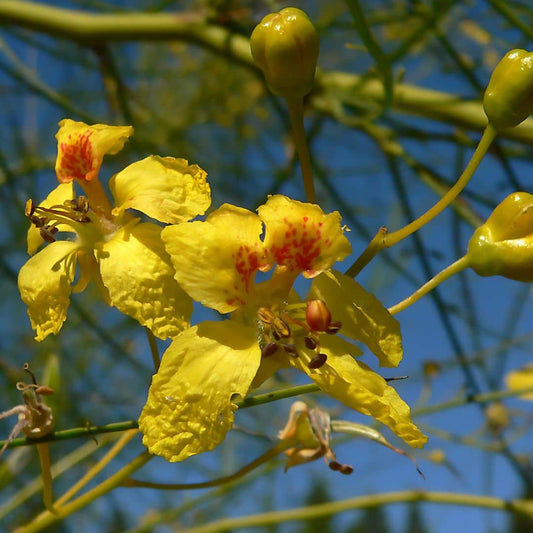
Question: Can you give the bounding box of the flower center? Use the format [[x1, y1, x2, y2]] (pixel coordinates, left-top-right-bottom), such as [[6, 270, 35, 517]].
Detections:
[[256, 299, 342, 369]]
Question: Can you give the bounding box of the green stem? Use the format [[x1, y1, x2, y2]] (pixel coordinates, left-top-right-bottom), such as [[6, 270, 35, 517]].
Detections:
[[54, 429, 138, 507], [286, 97, 317, 203], [1, 384, 320, 450], [346, 125, 497, 277], [175, 490, 533, 533], [15, 452, 151, 533], [124, 439, 293, 491], [388, 255, 470, 315], [36, 443, 55, 513]]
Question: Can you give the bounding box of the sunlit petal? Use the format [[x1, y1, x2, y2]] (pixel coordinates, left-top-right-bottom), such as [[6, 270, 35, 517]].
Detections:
[[259, 195, 352, 278], [309, 270, 403, 368], [18, 240, 79, 341], [96, 221, 192, 339], [110, 156, 211, 224], [55, 119, 133, 183], [290, 343, 427, 448], [139, 321, 261, 461], [162, 204, 268, 313]]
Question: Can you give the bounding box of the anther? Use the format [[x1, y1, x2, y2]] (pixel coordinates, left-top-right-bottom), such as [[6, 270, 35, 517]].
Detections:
[[308, 353, 327, 369], [304, 336, 317, 350], [282, 343, 299, 357], [40, 224, 59, 243], [326, 321, 342, 334], [261, 342, 279, 358], [25, 199, 36, 217], [30, 214, 47, 228], [272, 317, 291, 338], [339, 464, 354, 475], [258, 307, 276, 324], [328, 461, 341, 471]]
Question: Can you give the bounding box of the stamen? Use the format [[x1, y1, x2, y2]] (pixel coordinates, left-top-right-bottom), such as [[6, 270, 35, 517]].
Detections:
[[29, 214, 47, 228], [261, 342, 279, 358], [257, 307, 276, 324], [328, 461, 353, 475], [304, 336, 317, 350], [326, 321, 342, 334], [308, 353, 327, 369], [281, 343, 298, 357], [272, 317, 291, 338], [25, 199, 36, 217], [40, 224, 59, 243]]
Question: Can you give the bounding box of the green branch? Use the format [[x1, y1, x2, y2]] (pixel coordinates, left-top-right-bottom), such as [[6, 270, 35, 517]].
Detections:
[[176, 490, 533, 533], [4, 383, 533, 451], [2, 1, 533, 143]]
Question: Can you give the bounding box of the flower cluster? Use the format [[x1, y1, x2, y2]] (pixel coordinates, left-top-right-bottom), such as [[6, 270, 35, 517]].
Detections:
[[13, 8, 533, 478], [19, 119, 211, 341], [16, 118, 427, 466]]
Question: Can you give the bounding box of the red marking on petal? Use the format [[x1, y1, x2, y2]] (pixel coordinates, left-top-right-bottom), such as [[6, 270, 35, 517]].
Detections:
[[267, 215, 332, 274], [234, 245, 267, 292], [57, 132, 96, 182]]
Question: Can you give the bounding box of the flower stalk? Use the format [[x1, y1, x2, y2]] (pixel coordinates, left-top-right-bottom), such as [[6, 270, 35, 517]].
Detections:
[[346, 125, 497, 277]]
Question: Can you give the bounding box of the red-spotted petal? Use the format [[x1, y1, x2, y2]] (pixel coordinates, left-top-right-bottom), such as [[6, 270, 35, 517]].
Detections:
[[259, 195, 352, 278], [55, 119, 132, 183], [162, 204, 268, 314]]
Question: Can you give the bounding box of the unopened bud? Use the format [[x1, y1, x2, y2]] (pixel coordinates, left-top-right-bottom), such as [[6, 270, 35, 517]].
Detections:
[[483, 49, 533, 129], [467, 192, 533, 281], [250, 7, 319, 99], [305, 299, 331, 332]]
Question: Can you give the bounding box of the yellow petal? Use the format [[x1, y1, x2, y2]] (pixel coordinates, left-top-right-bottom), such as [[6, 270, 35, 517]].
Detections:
[[506, 365, 533, 399], [55, 119, 133, 183], [110, 156, 211, 224], [259, 195, 352, 278], [27, 182, 75, 255], [96, 221, 192, 339], [162, 204, 268, 314], [18, 240, 79, 341], [139, 320, 261, 461], [290, 343, 427, 448], [309, 270, 403, 368]]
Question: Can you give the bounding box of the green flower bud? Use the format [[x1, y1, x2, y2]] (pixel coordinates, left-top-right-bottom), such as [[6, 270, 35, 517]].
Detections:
[[467, 192, 533, 281], [483, 49, 533, 129], [250, 7, 319, 99]]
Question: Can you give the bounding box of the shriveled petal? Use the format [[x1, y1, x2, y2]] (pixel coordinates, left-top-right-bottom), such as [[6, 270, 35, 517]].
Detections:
[[506, 365, 533, 399], [162, 204, 268, 314], [96, 221, 191, 339], [110, 156, 211, 224], [27, 182, 75, 255], [290, 343, 427, 448], [55, 119, 133, 183], [259, 195, 352, 278], [18, 240, 79, 341], [139, 320, 261, 461], [309, 270, 403, 368]]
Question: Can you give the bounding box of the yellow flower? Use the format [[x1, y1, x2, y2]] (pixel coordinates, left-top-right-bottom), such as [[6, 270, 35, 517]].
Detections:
[[506, 364, 533, 400], [139, 195, 426, 462], [18, 119, 211, 341]]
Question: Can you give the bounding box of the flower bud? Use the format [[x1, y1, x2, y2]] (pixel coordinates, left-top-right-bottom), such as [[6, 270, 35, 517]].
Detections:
[[250, 7, 319, 99], [467, 192, 533, 281], [305, 299, 331, 332], [483, 49, 533, 129]]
